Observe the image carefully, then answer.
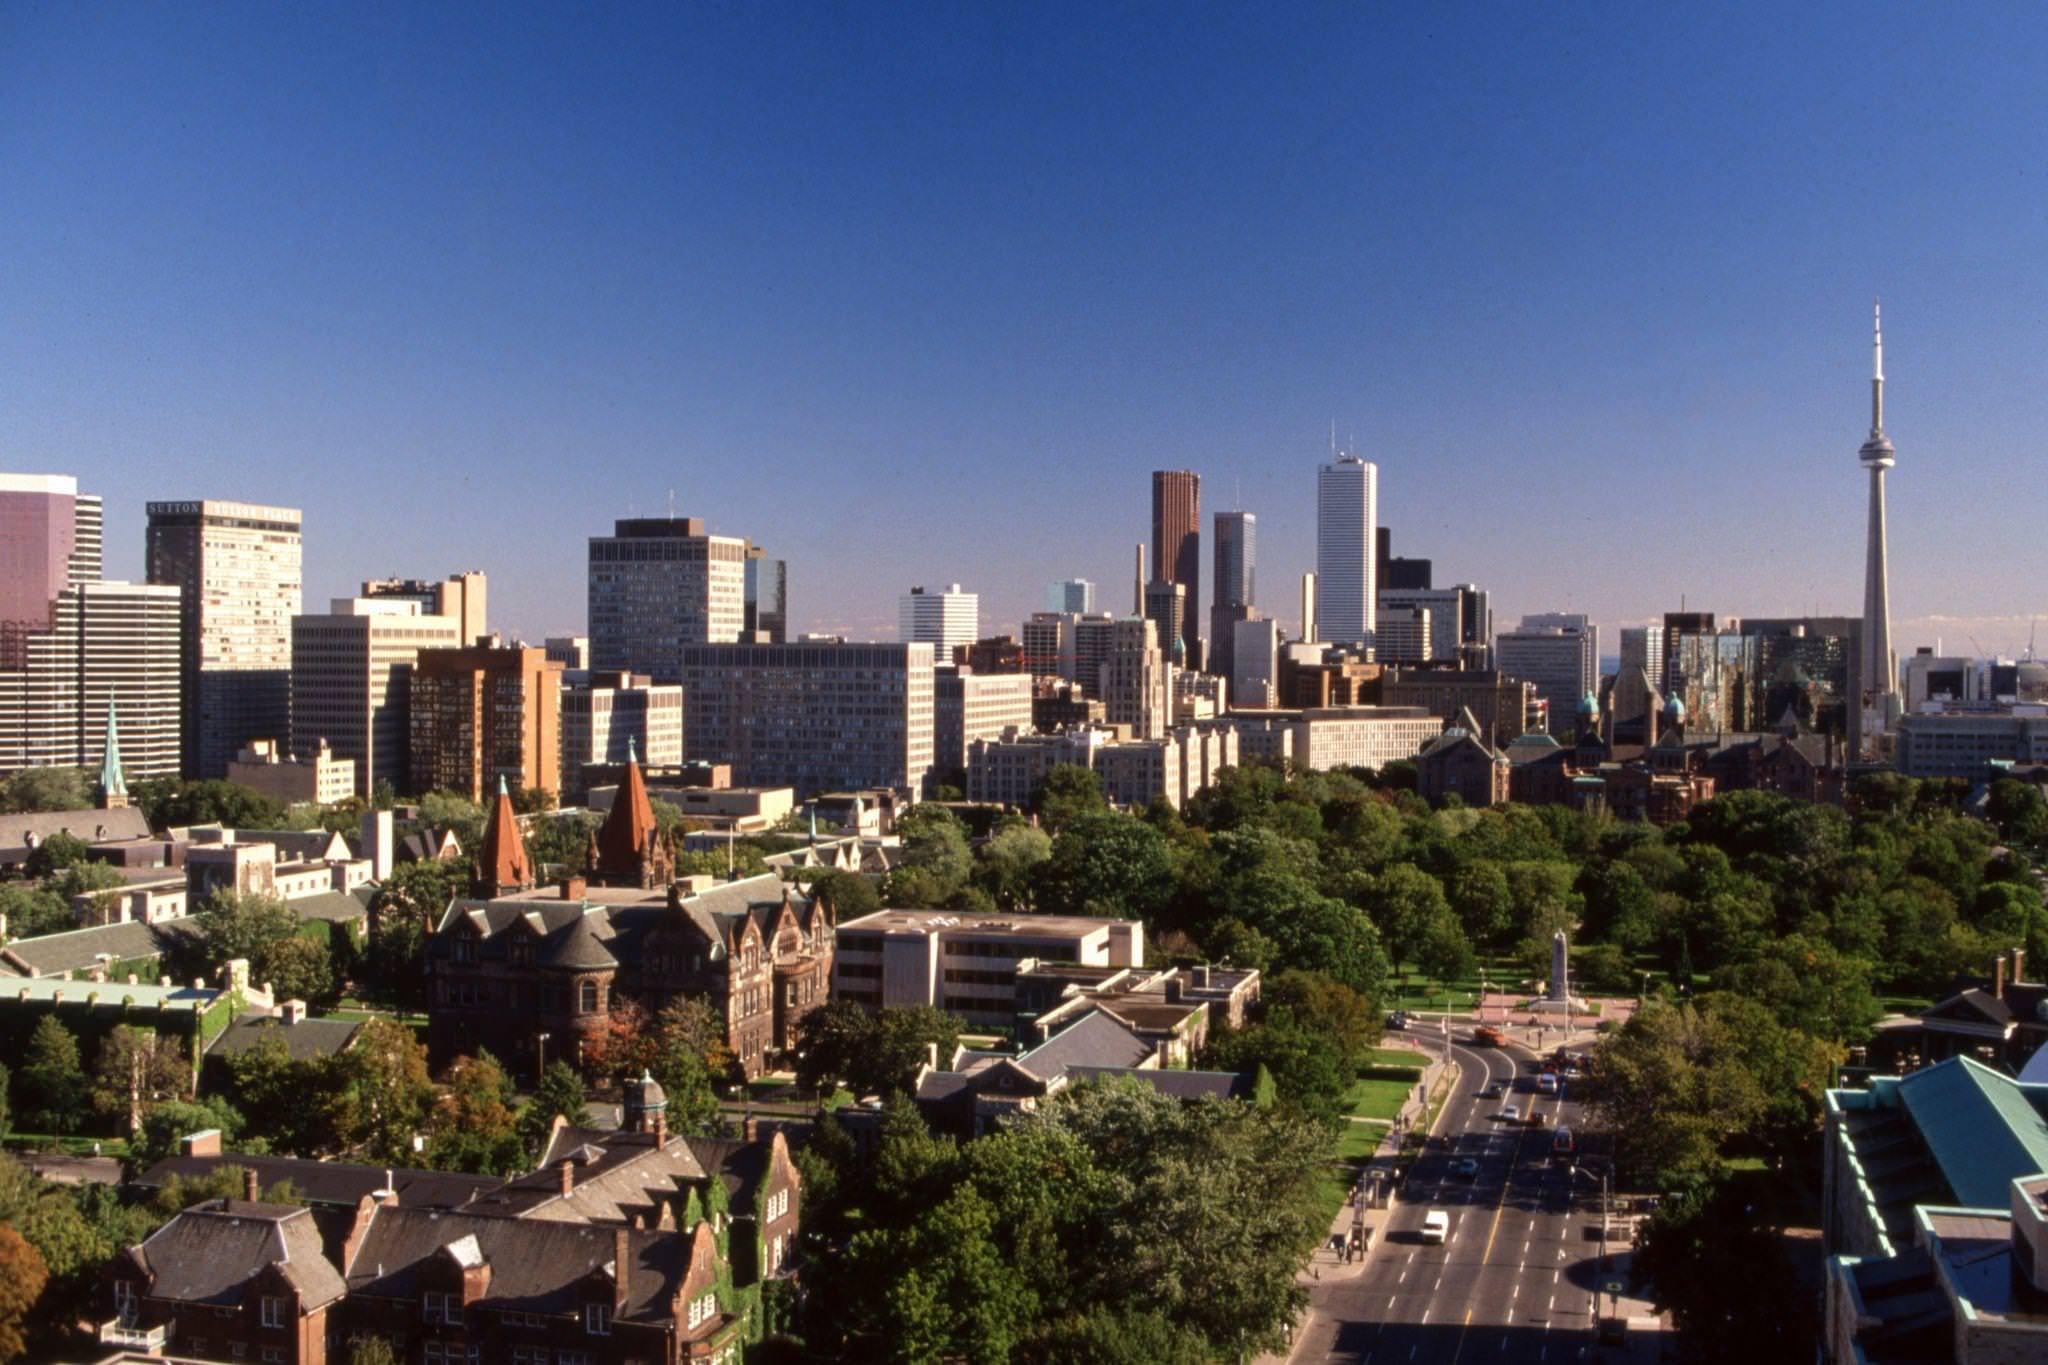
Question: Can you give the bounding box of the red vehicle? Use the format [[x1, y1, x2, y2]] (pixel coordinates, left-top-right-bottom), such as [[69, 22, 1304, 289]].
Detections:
[[1474, 1025, 1507, 1047]]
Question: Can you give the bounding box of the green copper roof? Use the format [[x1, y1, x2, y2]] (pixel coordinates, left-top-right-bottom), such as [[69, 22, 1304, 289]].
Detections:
[[1897, 1054, 2048, 1208]]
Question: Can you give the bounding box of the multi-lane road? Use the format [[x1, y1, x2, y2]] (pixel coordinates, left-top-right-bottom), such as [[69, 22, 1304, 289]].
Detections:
[[1293, 1030, 1636, 1365]]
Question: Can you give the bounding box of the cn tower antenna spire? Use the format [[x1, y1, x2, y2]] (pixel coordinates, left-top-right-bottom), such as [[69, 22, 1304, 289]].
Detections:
[[1871, 297, 1885, 434]]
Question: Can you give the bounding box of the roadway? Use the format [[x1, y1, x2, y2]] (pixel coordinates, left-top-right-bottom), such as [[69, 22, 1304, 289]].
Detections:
[[1298, 1028, 1629, 1365]]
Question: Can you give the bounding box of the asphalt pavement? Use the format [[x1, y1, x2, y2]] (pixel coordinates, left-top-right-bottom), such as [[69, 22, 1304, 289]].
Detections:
[[1288, 1029, 1659, 1365]]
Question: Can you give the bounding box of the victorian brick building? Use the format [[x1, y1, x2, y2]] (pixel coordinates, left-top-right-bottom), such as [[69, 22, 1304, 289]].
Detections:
[[429, 765, 833, 1079], [97, 1088, 800, 1365]]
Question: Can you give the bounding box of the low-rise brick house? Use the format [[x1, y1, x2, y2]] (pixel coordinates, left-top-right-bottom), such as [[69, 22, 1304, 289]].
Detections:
[[98, 1089, 795, 1365], [427, 785, 833, 1078]]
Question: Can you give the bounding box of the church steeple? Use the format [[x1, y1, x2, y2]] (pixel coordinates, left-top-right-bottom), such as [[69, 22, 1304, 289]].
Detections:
[[475, 774, 535, 897], [96, 697, 128, 810]]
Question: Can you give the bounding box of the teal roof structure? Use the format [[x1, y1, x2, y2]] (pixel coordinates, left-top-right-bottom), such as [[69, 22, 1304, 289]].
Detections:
[[99, 697, 126, 800], [1896, 1054, 2048, 1208]]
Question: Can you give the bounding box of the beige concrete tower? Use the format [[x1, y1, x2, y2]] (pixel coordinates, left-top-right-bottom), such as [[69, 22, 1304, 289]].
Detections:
[[1859, 302, 1898, 753]]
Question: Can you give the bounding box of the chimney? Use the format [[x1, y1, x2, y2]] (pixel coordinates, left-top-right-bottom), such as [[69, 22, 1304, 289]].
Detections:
[[742, 1115, 759, 1143], [558, 1159, 575, 1195], [1996, 952, 2008, 1000], [280, 999, 306, 1026], [244, 1167, 260, 1202], [613, 1227, 631, 1313], [181, 1129, 223, 1157], [2016, 948, 2029, 984], [559, 874, 587, 900]]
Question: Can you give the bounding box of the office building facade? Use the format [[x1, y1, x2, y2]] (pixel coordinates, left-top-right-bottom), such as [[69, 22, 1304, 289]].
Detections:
[[674, 640, 935, 796], [1495, 614, 1598, 735], [290, 598, 462, 797], [146, 499, 302, 777], [1142, 580, 1188, 667], [1316, 455, 1378, 647], [744, 545, 787, 642], [1047, 579, 1096, 615], [932, 666, 1036, 793], [899, 584, 979, 660], [360, 572, 487, 647], [1102, 617, 1173, 740], [0, 473, 100, 668], [561, 672, 684, 796], [1619, 625, 1665, 691], [1209, 510, 1255, 681], [1375, 527, 1431, 592], [1151, 470, 1201, 665], [588, 517, 748, 679], [408, 643, 565, 802]]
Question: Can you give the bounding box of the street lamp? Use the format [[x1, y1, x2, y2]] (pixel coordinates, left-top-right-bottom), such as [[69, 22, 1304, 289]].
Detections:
[[536, 1031, 551, 1078]]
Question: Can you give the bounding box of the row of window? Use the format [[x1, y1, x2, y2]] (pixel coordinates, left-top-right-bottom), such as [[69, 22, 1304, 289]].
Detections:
[[177, 1341, 282, 1362]]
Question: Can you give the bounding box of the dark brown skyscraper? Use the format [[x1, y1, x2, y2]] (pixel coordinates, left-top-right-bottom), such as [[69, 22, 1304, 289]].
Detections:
[[1150, 469, 1200, 666]]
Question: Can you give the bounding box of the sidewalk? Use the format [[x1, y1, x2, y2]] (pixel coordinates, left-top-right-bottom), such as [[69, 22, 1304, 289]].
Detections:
[[1255, 1046, 1457, 1364]]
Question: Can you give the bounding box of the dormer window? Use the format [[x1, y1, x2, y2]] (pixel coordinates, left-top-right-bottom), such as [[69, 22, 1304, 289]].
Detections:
[[509, 939, 533, 967], [585, 1303, 611, 1335], [260, 1295, 286, 1329], [453, 936, 478, 966], [686, 1291, 717, 1329], [423, 1289, 463, 1326]]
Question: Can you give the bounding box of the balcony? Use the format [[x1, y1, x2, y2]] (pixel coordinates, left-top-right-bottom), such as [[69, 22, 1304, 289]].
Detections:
[[97, 1318, 169, 1351]]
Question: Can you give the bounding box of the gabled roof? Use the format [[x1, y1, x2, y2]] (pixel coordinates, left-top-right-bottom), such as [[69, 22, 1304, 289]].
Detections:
[[433, 873, 813, 974], [133, 1153, 501, 1211], [1896, 1054, 2048, 1208], [207, 1012, 362, 1062], [1016, 1009, 1156, 1081], [1067, 1066, 1257, 1100], [0, 806, 152, 860]]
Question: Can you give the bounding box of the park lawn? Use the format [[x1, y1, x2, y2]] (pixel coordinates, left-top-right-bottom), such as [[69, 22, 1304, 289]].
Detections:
[[1346, 1076, 1416, 1123], [1335, 1120, 1391, 1162], [1366, 1046, 1426, 1069]]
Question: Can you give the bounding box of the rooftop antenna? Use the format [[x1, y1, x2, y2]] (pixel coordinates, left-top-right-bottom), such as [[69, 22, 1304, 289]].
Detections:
[[1329, 420, 1337, 458], [667, 488, 677, 519]]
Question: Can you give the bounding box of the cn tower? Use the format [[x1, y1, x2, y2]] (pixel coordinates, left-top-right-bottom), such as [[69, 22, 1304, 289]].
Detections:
[[1859, 302, 1897, 747]]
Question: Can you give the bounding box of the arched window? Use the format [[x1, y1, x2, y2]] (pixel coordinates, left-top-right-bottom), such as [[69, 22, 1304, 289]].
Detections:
[[580, 980, 600, 1013]]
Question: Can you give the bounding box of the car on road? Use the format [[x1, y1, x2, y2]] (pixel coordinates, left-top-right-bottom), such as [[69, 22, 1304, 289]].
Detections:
[[1551, 1126, 1575, 1155], [1387, 1011, 1410, 1030], [1452, 1157, 1479, 1180], [1483, 1080, 1505, 1098], [1421, 1210, 1449, 1244], [1500, 1104, 1521, 1122], [1538, 1072, 1559, 1094], [1473, 1025, 1506, 1047]]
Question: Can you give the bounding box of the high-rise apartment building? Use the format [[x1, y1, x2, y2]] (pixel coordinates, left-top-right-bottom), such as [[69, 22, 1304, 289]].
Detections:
[[1071, 615, 1120, 698], [290, 598, 462, 797], [146, 499, 302, 778], [1376, 605, 1433, 664], [1229, 617, 1282, 709], [1209, 511, 1256, 681], [674, 640, 935, 795], [0, 474, 100, 667], [1102, 617, 1174, 740], [361, 573, 487, 647], [408, 643, 565, 802], [1048, 580, 1096, 615], [1022, 611, 1074, 679], [744, 545, 787, 643], [1151, 470, 1201, 665], [899, 584, 979, 659], [1495, 614, 1599, 736], [588, 517, 747, 680], [1316, 455, 1378, 648], [0, 581, 181, 780], [560, 671, 683, 797]]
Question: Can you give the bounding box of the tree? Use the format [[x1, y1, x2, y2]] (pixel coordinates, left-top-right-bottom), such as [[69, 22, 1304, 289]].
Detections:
[[415, 791, 485, 850], [0, 766, 91, 814], [1034, 763, 1109, 831], [795, 1000, 960, 1097], [0, 885, 72, 941], [22, 831, 93, 879], [344, 1336, 400, 1365], [1033, 811, 1173, 921], [885, 806, 972, 906], [254, 934, 336, 1006], [649, 999, 733, 1136], [191, 891, 300, 977], [129, 777, 286, 830], [18, 1017, 88, 1135], [424, 1052, 526, 1175], [1634, 1174, 1813, 1362], [90, 1026, 189, 1135], [133, 1097, 247, 1168], [1020, 1307, 1212, 1365], [975, 822, 1052, 910], [0, 1224, 47, 1364], [517, 1061, 588, 1159], [334, 1018, 433, 1162]]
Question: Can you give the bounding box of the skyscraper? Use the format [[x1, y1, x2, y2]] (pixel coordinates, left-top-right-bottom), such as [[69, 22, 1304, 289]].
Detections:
[[744, 545, 788, 643], [1860, 303, 1898, 750], [146, 499, 303, 778], [290, 597, 462, 797], [1151, 470, 1200, 665], [0, 581, 182, 780], [1495, 614, 1599, 736], [1316, 454, 1378, 648], [409, 643, 566, 802], [588, 517, 748, 680], [1047, 579, 1096, 615], [0, 474, 98, 668], [1206, 510, 1257, 681], [900, 584, 980, 659], [1143, 580, 1188, 668]]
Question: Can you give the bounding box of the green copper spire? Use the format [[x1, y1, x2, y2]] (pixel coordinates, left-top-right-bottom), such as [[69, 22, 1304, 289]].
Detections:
[[98, 697, 127, 803]]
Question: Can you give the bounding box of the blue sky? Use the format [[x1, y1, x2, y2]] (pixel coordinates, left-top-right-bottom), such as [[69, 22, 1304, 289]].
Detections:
[[4, 4, 2046, 654]]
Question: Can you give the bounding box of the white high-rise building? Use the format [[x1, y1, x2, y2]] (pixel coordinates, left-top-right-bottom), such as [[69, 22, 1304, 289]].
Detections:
[[899, 584, 980, 660], [1619, 625, 1666, 690], [561, 671, 684, 796], [1859, 303, 1899, 755], [290, 598, 462, 797], [1102, 617, 1174, 740], [1316, 455, 1378, 648], [1496, 614, 1599, 736], [146, 499, 303, 778], [0, 581, 182, 780]]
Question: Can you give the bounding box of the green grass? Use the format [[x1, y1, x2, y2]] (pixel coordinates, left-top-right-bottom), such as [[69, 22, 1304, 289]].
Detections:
[[1335, 1121, 1392, 1161], [1365, 1046, 1426, 1069], [1345, 1076, 1418, 1123], [6, 1132, 129, 1158]]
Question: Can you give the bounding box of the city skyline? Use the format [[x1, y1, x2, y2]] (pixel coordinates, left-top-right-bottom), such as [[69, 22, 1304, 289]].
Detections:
[[8, 7, 2048, 655]]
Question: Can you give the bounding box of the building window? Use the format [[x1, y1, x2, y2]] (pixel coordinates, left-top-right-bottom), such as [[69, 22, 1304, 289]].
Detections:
[[262, 1350, 285, 1364], [687, 1291, 717, 1329], [261, 1295, 287, 1328], [425, 1344, 481, 1365], [453, 936, 477, 965], [580, 980, 600, 1013], [513, 1349, 550, 1365], [557, 1354, 591, 1365], [585, 1303, 610, 1336], [230, 1345, 247, 1361], [113, 1280, 138, 1326], [423, 1290, 463, 1325]]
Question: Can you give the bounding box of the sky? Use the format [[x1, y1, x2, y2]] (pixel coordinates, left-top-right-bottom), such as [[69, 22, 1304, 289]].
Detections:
[[4, 4, 2047, 657]]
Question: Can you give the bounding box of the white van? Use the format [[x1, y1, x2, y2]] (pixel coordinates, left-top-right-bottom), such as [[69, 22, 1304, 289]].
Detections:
[[1421, 1211, 1449, 1244]]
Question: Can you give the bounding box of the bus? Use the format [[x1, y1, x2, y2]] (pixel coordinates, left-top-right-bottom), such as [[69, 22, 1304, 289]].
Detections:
[[1473, 1025, 1506, 1047]]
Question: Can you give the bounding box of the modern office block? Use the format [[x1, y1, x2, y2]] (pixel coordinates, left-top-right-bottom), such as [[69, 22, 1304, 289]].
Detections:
[[0, 582, 181, 780], [290, 598, 462, 797], [899, 584, 979, 660], [1151, 470, 1201, 664], [408, 643, 565, 802], [1495, 615, 1598, 735], [744, 545, 788, 643], [361, 572, 488, 647], [932, 666, 1036, 793], [1316, 455, 1377, 647], [588, 517, 748, 679]]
